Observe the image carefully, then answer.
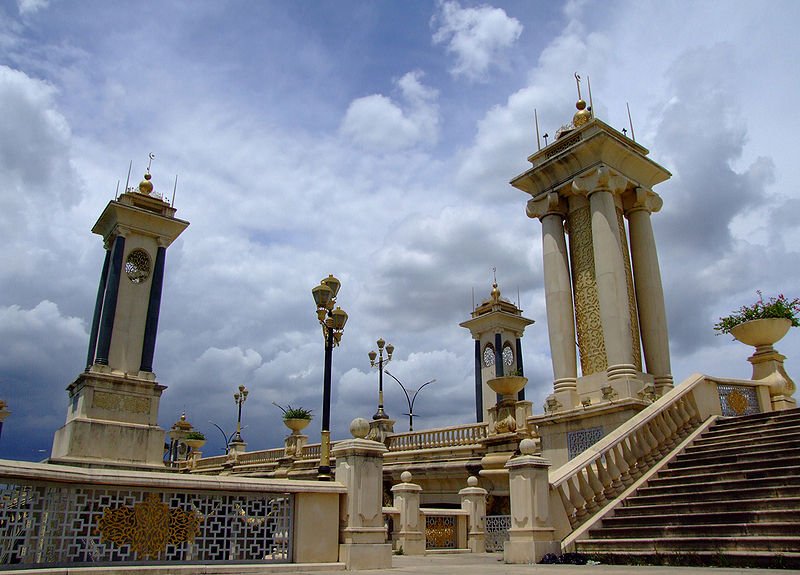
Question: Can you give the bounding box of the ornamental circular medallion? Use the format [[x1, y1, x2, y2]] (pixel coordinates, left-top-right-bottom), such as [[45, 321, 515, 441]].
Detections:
[[727, 389, 749, 416], [125, 249, 151, 284], [483, 345, 495, 367], [502, 345, 514, 367]]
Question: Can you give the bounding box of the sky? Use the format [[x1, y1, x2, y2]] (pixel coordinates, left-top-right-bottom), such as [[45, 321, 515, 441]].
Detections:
[[1, 0, 798, 461]]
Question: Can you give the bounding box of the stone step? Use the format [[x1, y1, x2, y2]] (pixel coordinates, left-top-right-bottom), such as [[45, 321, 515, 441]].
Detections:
[[650, 463, 800, 487], [576, 535, 800, 553], [613, 496, 800, 517], [637, 474, 800, 497], [710, 407, 800, 429], [657, 453, 799, 478], [589, 522, 798, 539], [667, 445, 800, 469], [625, 484, 800, 506], [685, 429, 800, 456], [704, 414, 800, 438], [601, 509, 798, 528]]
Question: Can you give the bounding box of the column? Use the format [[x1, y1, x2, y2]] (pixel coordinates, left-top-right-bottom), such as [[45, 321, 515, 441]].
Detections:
[[86, 248, 111, 369], [527, 192, 579, 407], [626, 188, 673, 394], [391, 471, 425, 555], [474, 339, 483, 422], [503, 439, 560, 563], [94, 233, 126, 366], [515, 337, 526, 401], [459, 476, 488, 553], [573, 167, 636, 381], [140, 243, 167, 373], [332, 419, 392, 570]]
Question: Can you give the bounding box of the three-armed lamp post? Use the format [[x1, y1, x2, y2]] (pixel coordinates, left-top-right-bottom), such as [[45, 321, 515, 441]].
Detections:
[[368, 339, 394, 420], [230, 384, 249, 445], [312, 274, 348, 481]]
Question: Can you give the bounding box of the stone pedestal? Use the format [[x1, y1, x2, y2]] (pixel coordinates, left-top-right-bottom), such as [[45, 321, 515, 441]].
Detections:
[[391, 471, 425, 555], [459, 476, 488, 553], [333, 434, 392, 570], [749, 348, 797, 410], [367, 418, 396, 444], [504, 453, 560, 564], [50, 368, 166, 470]]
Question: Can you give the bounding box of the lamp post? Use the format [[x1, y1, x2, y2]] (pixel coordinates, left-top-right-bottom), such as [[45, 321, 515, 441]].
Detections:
[[312, 274, 348, 481], [230, 384, 249, 445], [383, 370, 436, 431], [368, 339, 394, 420]]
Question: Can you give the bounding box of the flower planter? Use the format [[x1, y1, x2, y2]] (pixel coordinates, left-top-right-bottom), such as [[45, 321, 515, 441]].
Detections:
[[487, 375, 528, 397], [730, 318, 791, 348], [284, 418, 311, 435], [185, 438, 206, 450]]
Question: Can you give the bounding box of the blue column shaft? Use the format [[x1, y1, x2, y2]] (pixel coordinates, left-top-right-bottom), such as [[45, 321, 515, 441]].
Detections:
[[86, 249, 111, 369], [140, 246, 166, 372], [474, 339, 482, 422], [95, 235, 126, 365], [516, 337, 526, 401], [494, 332, 503, 403]]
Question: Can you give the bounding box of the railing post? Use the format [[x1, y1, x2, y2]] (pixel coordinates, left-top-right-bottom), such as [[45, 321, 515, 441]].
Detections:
[[332, 418, 392, 570], [390, 471, 425, 555], [504, 439, 560, 563], [459, 475, 487, 553]]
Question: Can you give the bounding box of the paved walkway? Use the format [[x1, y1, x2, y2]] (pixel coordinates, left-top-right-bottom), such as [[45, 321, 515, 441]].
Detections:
[[300, 553, 800, 575]]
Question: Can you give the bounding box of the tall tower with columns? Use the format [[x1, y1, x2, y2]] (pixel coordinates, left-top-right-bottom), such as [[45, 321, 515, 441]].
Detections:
[[460, 281, 534, 423], [51, 167, 189, 469], [511, 98, 672, 415]]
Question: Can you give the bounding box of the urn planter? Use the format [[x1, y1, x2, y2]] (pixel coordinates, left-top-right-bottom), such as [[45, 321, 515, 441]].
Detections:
[[730, 318, 792, 349], [487, 375, 528, 398], [284, 417, 311, 435]]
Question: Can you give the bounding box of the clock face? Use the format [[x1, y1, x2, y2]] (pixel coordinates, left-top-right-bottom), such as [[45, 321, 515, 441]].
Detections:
[[483, 345, 495, 367], [125, 249, 151, 284], [502, 345, 514, 367]]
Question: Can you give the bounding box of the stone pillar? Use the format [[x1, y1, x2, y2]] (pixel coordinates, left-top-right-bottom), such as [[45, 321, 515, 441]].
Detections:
[[333, 418, 392, 570], [474, 339, 483, 422], [749, 348, 797, 411], [625, 188, 673, 395], [139, 243, 167, 373], [391, 471, 425, 555], [95, 232, 126, 366], [528, 192, 578, 408], [504, 439, 559, 564], [86, 248, 111, 369], [573, 167, 636, 381], [459, 476, 487, 553]]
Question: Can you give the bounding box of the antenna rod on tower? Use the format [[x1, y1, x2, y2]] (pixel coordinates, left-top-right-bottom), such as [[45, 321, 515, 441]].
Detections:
[[574, 72, 582, 100], [517, 286, 521, 308], [587, 75, 594, 117], [626, 102, 636, 142], [172, 174, 178, 206], [123, 160, 132, 195], [472, 287, 475, 311], [535, 108, 541, 151], [114, 180, 120, 200]]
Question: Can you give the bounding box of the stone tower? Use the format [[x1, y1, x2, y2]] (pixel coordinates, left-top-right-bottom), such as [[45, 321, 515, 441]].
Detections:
[[460, 281, 534, 423], [511, 98, 672, 414], [50, 168, 189, 469]]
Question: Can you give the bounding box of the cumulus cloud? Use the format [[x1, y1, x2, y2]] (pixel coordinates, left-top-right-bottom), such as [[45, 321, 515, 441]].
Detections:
[[340, 70, 439, 151], [432, 0, 522, 81], [17, 0, 48, 15]]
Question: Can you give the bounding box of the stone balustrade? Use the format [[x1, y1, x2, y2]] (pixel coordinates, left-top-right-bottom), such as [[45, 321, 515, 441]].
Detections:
[[386, 422, 488, 452]]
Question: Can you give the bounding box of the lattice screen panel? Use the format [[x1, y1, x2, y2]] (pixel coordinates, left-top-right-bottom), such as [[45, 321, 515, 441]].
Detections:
[[0, 482, 292, 566]]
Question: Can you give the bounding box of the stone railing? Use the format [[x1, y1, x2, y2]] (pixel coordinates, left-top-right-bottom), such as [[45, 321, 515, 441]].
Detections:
[[386, 422, 488, 452], [237, 447, 284, 465], [548, 374, 773, 541], [0, 459, 344, 567]]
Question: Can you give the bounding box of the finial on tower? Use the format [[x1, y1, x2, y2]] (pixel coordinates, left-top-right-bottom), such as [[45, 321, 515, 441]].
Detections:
[[491, 267, 501, 303], [573, 72, 591, 128], [138, 153, 155, 195]]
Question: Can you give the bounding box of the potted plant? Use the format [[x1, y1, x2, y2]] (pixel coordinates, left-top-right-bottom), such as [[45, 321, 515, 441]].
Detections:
[[274, 403, 313, 434], [185, 431, 206, 450], [714, 292, 800, 347]]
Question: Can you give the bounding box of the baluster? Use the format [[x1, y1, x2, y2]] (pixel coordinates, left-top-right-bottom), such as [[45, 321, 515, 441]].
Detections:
[[584, 465, 607, 509], [595, 457, 618, 499], [557, 483, 579, 529], [656, 412, 677, 452], [638, 427, 657, 469], [648, 418, 669, 458], [621, 436, 641, 481], [612, 443, 633, 488], [604, 446, 625, 494], [567, 475, 589, 522]]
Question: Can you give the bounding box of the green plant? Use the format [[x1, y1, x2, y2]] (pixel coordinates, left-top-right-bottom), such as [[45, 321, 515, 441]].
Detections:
[[714, 291, 800, 335], [186, 431, 205, 440], [273, 402, 313, 421]]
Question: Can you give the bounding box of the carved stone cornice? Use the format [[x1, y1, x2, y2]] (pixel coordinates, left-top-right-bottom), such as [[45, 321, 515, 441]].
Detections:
[[571, 165, 628, 198], [526, 192, 568, 220], [623, 187, 663, 216]]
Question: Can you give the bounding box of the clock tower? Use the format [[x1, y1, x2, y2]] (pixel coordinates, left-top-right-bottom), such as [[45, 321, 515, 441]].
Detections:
[[51, 168, 189, 469]]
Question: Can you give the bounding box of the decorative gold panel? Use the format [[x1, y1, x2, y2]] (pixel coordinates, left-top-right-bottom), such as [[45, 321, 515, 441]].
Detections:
[[617, 208, 642, 371], [97, 493, 201, 559], [425, 515, 456, 549], [568, 205, 607, 375]]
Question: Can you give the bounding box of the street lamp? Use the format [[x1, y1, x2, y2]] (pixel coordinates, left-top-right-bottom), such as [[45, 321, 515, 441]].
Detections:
[[368, 339, 394, 420], [312, 274, 348, 481], [230, 384, 249, 445], [383, 370, 436, 432]]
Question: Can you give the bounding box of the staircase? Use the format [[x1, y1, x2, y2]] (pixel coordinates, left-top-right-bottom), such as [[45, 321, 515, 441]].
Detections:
[[576, 407, 800, 567]]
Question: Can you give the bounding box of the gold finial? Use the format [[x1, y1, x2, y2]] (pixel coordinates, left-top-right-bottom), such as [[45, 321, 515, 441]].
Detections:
[[573, 73, 591, 127], [138, 153, 155, 195], [491, 268, 500, 303]]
